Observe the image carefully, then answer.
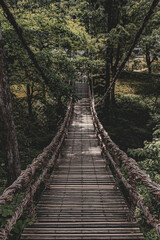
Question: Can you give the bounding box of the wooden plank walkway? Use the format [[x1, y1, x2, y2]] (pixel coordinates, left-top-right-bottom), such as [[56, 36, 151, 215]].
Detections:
[[21, 82, 144, 239]]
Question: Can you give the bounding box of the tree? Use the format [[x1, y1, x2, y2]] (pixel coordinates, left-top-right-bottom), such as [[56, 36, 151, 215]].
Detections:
[[96, 0, 160, 107], [141, 27, 160, 75], [126, 0, 160, 75], [0, 26, 21, 185], [84, 0, 129, 109]]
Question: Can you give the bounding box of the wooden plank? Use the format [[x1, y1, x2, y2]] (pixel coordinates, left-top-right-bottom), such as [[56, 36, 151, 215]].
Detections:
[[21, 233, 144, 238], [20, 82, 144, 240]]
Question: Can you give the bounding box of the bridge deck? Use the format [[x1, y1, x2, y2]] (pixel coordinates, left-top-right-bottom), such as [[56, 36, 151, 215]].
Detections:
[[21, 82, 144, 239]]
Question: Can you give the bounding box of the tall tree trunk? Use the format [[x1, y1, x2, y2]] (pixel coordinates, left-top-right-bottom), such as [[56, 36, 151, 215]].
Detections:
[[111, 42, 121, 103], [42, 83, 46, 102], [19, 61, 34, 119], [104, 0, 113, 117], [26, 83, 33, 119], [0, 27, 21, 185], [105, 60, 110, 112], [146, 44, 152, 75]]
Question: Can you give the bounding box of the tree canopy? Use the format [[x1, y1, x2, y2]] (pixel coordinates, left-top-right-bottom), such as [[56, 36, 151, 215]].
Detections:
[[0, 0, 160, 238]]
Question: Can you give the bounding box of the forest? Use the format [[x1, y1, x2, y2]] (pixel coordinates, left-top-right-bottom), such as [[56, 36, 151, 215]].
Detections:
[[0, 0, 160, 239]]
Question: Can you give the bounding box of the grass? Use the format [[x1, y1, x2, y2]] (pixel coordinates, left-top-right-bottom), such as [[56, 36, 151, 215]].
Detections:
[[116, 71, 160, 95], [96, 71, 160, 151]]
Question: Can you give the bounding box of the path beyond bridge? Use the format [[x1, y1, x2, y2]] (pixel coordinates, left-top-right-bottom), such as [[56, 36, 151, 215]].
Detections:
[[20, 82, 144, 239]]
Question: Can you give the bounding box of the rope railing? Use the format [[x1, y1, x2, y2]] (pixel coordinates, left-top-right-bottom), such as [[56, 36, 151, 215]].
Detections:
[[0, 99, 72, 240], [89, 87, 160, 237]]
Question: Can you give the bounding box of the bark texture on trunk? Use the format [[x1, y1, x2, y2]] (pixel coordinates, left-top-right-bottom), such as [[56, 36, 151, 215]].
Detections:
[[0, 28, 21, 185]]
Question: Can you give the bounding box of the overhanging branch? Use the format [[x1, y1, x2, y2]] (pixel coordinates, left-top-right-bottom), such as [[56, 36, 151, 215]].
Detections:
[[0, 0, 50, 86], [95, 0, 159, 107]]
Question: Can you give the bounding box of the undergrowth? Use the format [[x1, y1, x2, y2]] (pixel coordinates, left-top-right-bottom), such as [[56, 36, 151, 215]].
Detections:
[[0, 93, 67, 238], [95, 71, 160, 240]]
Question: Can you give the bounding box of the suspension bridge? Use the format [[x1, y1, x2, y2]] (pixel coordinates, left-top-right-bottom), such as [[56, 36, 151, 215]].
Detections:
[[0, 82, 160, 240]]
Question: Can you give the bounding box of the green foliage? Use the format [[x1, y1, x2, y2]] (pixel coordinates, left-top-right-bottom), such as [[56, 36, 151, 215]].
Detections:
[[0, 192, 35, 239], [97, 93, 152, 151], [0, 0, 92, 97], [0, 193, 24, 227], [96, 71, 160, 239], [144, 229, 159, 240], [128, 126, 160, 181], [0, 0, 92, 179], [0, 0, 160, 239]]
